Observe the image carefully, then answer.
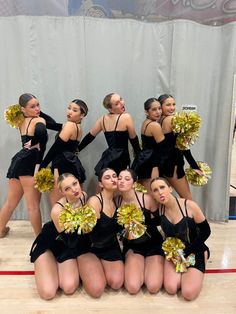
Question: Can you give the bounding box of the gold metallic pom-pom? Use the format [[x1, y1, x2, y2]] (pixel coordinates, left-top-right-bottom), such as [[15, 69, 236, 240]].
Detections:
[[76, 204, 97, 234], [172, 112, 201, 150], [134, 182, 147, 193], [162, 237, 195, 273], [117, 203, 146, 240], [34, 168, 54, 192], [4, 104, 24, 128], [172, 111, 201, 135], [175, 133, 199, 150], [59, 203, 97, 234], [185, 161, 212, 186]]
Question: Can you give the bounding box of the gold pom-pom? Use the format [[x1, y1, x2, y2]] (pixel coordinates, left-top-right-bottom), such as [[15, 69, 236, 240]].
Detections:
[[162, 237, 195, 273], [172, 111, 201, 134], [34, 168, 54, 192], [175, 133, 199, 150], [59, 203, 97, 234], [172, 112, 201, 150], [134, 182, 147, 193], [117, 203, 146, 240], [76, 204, 97, 234], [4, 104, 24, 128], [185, 161, 212, 186]]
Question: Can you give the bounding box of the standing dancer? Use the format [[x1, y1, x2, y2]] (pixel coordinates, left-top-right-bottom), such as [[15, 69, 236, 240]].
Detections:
[[78, 93, 140, 175], [158, 94, 202, 200], [132, 98, 166, 191], [116, 169, 164, 294], [30, 173, 89, 300], [0, 93, 47, 237], [40, 99, 88, 205], [150, 177, 210, 300]]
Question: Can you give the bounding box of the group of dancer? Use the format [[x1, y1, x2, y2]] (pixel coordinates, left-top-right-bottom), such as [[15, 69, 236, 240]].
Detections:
[[0, 92, 210, 301]]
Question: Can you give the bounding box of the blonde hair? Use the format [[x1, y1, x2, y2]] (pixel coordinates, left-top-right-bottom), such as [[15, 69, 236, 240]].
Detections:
[[103, 93, 114, 109], [57, 173, 77, 191]]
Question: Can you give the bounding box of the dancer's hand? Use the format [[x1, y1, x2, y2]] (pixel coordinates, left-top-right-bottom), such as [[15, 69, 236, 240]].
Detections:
[[24, 139, 40, 150], [194, 169, 204, 176]]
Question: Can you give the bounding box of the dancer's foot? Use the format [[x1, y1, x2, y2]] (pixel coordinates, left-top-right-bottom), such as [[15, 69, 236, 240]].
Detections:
[[0, 226, 10, 238]]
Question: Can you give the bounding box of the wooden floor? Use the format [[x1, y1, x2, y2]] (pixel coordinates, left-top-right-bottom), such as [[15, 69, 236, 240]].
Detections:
[[0, 220, 236, 314]]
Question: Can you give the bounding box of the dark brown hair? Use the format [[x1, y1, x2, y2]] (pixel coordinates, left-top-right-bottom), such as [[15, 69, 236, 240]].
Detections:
[[71, 99, 88, 116], [157, 94, 173, 106]]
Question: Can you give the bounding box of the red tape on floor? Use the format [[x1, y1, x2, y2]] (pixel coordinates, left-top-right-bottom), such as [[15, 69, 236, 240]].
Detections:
[[0, 269, 236, 275], [0, 271, 34, 275], [205, 268, 236, 274]]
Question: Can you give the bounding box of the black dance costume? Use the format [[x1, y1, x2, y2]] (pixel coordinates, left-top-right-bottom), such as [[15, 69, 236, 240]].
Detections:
[[159, 116, 200, 179], [30, 193, 90, 263], [40, 123, 86, 183], [159, 198, 210, 273], [117, 192, 164, 257], [132, 120, 166, 179], [7, 118, 47, 179], [89, 193, 123, 261], [94, 114, 130, 176], [39, 111, 62, 131]]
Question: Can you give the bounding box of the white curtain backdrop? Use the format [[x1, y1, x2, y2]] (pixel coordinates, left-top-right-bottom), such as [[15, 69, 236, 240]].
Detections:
[[0, 16, 235, 222]]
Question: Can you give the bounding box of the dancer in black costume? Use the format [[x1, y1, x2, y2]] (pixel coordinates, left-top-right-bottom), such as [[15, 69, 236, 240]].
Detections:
[[30, 173, 89, 300], [78, 93, 140, 175], [40, 99, 88, 205], [150, 177, 210, 300], [0, 93, 47, 237], [117, 169, 164, 294], [158, 94, 202, 200], [78, 168, 124, 297], [132, 98, 166, 192]]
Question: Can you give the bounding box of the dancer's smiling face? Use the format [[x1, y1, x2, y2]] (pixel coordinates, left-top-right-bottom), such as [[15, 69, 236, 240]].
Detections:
[[161, 97, 176, 116]]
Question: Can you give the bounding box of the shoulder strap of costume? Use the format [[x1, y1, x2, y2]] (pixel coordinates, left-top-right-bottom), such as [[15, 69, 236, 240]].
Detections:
[[75, 123, 79, 139], [143, 120, 153, 135], [79, 192, 86, 206], [134, 191, 143, 208], [94, 193, 103, 212], [114, 113, 123, 131], [102, 115, 106, 132], [159, 116, 167, 127], [175, 197, 186, 217], [55, 201, 64, 207], [184, 199, 189, 217], [160, 204, 165, 215], [26, 117, 35, 135]]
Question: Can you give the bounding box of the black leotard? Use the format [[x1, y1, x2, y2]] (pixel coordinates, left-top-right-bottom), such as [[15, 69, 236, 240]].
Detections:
[[159, 117, 199, 178], [89, 193, 123, 261], [159, 198, 210, 272], [40, 123, 85, 183], [30, 193, 90, 263], [7, 118, 48, 179], [117, 192, 164, 257], [131, 121, 161, 179], [94, 114, 130, 176]]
